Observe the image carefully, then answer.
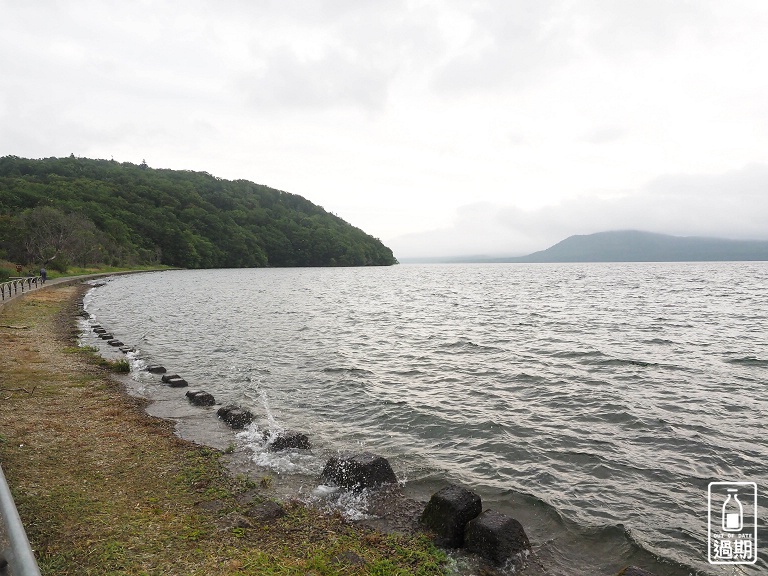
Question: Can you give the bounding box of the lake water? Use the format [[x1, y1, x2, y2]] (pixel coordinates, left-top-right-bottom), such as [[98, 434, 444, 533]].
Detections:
[[82, 263, 768, 576]]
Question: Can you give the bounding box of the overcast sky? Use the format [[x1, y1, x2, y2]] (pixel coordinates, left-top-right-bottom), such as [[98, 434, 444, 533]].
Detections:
[[2, 1, 768, 258]]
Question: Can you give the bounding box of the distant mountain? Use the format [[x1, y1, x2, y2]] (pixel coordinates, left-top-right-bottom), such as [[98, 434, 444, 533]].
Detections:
[[501, 230, 768, 263]]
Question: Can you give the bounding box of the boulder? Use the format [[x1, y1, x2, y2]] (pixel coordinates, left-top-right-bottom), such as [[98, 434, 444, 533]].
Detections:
[[420, 484, 482, 548], [186, 390, 215, 406], [331, 551, 366, 569], [218, 513, 253, 530], [264, 430, 310, 452], [217, 405, 254, 429], [107, 340, 124, 347], [197, 499, 227, 514], [616, 567, 657, 576], [464, 510, 531, 566], [161, 373, 181, 383], [119, 346, 135, 353], [165, 377, 188, 388], [99, 333, 114, 340], [146, 365, 166, 373], [320, 452, 398, 491], [93, 327, 106, 333], [245, 501, 286, 522]]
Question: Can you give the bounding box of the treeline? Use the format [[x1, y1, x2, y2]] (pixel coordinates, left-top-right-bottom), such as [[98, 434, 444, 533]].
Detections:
[[0, 155, 397, 270]]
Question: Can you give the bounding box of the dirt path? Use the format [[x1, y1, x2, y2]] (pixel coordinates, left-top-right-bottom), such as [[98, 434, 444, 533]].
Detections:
[[0, 283, 445, 575]]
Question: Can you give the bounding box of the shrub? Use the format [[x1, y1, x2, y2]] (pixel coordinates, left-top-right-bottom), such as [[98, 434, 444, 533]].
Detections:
[[48, 258, 69, 273]]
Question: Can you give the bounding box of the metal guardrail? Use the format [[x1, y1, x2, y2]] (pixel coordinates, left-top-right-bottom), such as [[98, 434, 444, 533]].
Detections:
[[0, 463, 42, 576], [0, 277, 43, 302], [1, 275, 45, 574]]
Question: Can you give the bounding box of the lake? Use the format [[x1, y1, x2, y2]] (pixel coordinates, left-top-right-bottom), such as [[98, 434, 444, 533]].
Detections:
[[82, 263, 768, 575]]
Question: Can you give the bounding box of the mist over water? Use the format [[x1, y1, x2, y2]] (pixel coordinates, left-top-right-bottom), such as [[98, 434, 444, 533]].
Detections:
[[84, 263, 768, 576]]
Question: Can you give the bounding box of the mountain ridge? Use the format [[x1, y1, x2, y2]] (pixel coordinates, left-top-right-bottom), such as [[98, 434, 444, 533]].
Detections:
[[404, 230, 768, 263], [508, 230, 768, 262]]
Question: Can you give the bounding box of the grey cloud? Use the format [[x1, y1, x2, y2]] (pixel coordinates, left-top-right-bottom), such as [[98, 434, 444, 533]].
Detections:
[[220, 0, 407, 26], [582, 0, 715, 56], [235, 3, 444, 112], [239, 46, 394, 111], [430, 0, 742, 96], [585, 126, 625, 144], [433, 1, 575, 94], [389, 164, 768, 258]]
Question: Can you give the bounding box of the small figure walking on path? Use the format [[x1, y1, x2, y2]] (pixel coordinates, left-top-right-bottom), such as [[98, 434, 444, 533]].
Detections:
[[40, 267, 47, 284]]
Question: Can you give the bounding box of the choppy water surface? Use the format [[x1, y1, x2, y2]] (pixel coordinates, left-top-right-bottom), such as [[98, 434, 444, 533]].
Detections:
[[84, 263, 768, 575]]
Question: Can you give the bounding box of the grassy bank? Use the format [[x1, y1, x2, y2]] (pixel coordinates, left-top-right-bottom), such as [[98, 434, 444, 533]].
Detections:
[[0, 283, 446, 575], [0, 260, 176, 281]]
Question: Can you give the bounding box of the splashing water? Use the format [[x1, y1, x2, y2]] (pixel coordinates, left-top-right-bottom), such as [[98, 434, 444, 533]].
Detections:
[[82, 264, 768, 576], [259, 388, 283, 437], [307, 484, 373, 521]]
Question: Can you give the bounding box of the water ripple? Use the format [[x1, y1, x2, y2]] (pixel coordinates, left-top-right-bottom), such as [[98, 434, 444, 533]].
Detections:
[[85, 263, 768, 576]]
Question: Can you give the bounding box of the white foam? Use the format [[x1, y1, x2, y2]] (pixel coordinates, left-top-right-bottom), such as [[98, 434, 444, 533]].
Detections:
[[304, 484, 374, 521], [249, 448, 319, 475], [259, 388, 281, 432], [237, 422, 321, 476], [311, 484, 339, 498]]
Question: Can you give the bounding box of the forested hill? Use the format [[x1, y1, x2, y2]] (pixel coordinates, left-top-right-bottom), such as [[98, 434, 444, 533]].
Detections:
[[0, 155, 397, 269]]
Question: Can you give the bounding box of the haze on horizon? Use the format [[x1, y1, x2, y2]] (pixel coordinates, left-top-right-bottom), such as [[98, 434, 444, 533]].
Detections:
[[2, 1, 767, 260]]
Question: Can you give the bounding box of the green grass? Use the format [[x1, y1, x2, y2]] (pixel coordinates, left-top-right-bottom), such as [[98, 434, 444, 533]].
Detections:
[[0, 284, 448, 575], [65, 344, 130, 372], [47, 263, 176, 280]]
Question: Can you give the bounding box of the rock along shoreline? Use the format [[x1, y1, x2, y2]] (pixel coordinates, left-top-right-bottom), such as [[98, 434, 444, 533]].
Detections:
[[75, 274, 661, 576], [0, 280, 448, 575]]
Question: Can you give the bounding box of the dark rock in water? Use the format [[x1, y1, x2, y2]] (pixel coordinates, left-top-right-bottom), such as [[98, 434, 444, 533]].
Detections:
[[264, 430, 310, 452], [420, 484, 482, 548], [119, 346, 135, 353], [217, 405, 234, 418], [99, 333, 114, 340], [616, 567, 657, 576], [146, 365, 166, 373], [217, 405, 254, 429], [161, 373, 180, 383], [107, 340, 124, 347], [321, 452, 398, 491], [464, 510, 531, 566], [165, 377, 188, 388], [245, 501, 286, 522], [186, 390, 215, 406], [93, 327, 106, 333]]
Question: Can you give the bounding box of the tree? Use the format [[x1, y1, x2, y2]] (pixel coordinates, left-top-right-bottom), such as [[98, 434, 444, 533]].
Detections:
[[19, 206, 99, 266], [0, 156, 398, 268]]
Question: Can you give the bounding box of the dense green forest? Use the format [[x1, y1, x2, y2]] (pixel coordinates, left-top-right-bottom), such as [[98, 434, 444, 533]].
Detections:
[[0, 155, 397, 270]]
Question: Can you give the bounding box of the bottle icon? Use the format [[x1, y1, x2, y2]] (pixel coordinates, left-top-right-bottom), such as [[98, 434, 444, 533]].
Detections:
[[722, 489, 743, 532]]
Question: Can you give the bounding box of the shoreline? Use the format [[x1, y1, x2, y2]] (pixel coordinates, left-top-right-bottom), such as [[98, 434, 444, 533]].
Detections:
[[0, 281, 447, 575], [0, 268, 169, 312]]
